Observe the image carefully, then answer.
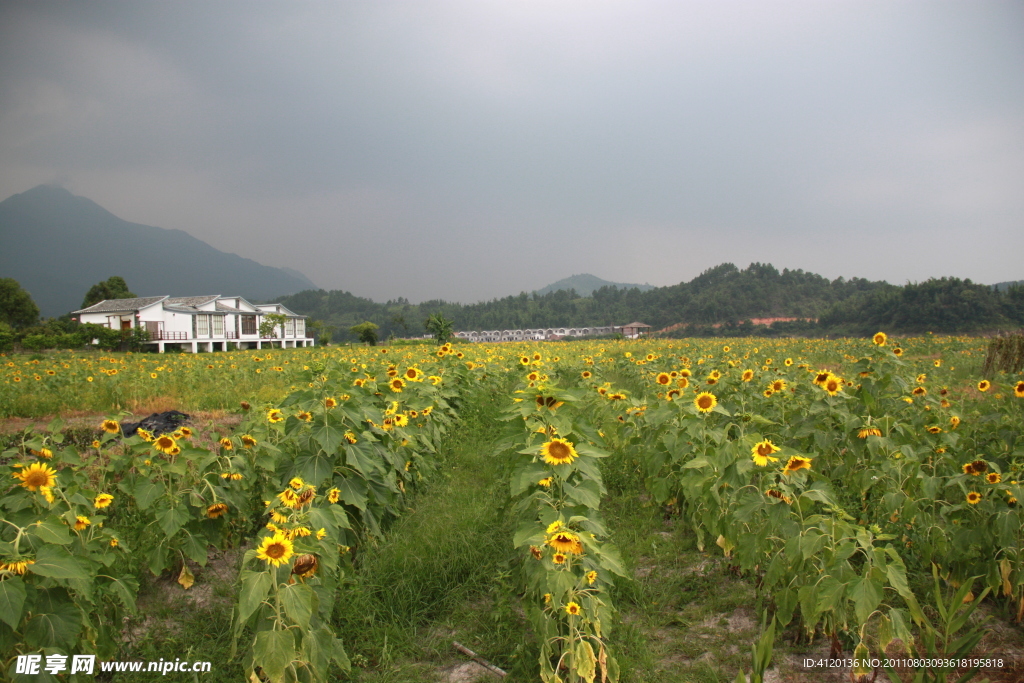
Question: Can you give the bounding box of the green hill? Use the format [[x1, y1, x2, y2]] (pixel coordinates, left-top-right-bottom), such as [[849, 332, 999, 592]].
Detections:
[[534, 274, 653, 297], [0, 185, 316, 317]]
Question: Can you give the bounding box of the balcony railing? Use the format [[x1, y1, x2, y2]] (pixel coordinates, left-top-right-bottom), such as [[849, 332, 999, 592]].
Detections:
[[149, 331, 189, 341]]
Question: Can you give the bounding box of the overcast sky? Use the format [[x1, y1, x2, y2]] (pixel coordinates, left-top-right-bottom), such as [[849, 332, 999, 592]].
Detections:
[[2, 1, 1022, 303]]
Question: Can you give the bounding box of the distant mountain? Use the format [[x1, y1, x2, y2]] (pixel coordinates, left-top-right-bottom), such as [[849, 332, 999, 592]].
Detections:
[[992, 280, 1023, 292], [0, 185, 317, 317], [534, 273, 654, 297]]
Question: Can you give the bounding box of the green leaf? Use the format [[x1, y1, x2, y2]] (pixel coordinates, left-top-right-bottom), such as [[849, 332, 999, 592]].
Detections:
[[683, 457, 711, 469], [513, 520, 545, 549], [134, 478, 165, 510], [564, 480, 602, 510], [236, 570, 272, 627], [156, 504, 190, 537], [511, 462, 551, 496], [850, 575, 883, 625], [27, 545, 90, 580], [280, 583, 315, 630], [253, 629, 295, 683], [295, 451, 335, 486], [23, 591, 81, 649], [30, 516, 72, 545], [101, 574, 139, 614], [309, 411, 346, 454], [335, 477, 367, 510], [0, 577, 26, 629]]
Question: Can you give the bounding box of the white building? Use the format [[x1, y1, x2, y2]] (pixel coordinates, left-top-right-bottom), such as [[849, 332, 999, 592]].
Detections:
[[72, 295, 313, 353]]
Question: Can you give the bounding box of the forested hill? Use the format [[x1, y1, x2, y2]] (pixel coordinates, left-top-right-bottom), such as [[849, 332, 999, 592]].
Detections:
[[277, 263, 894, 342]]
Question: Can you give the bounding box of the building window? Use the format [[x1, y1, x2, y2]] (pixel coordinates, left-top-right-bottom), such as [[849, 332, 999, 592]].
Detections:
[[295, 319, 305, 337], [197, 315, 209, 336], [286, 319, 295, 336], [242, 316, 257, 335], [212, 316, 224, 336]]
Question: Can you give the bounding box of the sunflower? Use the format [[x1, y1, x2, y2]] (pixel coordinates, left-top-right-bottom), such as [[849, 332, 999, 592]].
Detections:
[[858, 427, 882, 438], [219, 437, 233, 450], [812, 370, 831, 386], [291, 554, 319, 578], [256, 533, 295, 567], [581, 370, 592, 379], [893, 347, 903, 357], [783, 455, 812, 475], [74, 516, 91, 531], [324, 397, 338, 409], [136, 428, 154, 442], [538, 477, 553, 488], [277, 488, 301, 509], [404, 367, 424, 381], [206, 503, 229, 518], [344, 431, 358, 444], [763, 389, 774, 398], [765, 489, 793, 504], [872, 332, 887, 346], [962, 462, 976, 475], [586, 570, 598, 585], [950, 416, 961, 429], [552, 552, 567, 565], [541, 438, 578, 466], [547, 530, 583, 554], [977, 380, 991, 392], [970, 460, 988, 474], [14, 462, 57, 491], [751, 439, 781, 466], [655, 372, 672, 386], [94, 493, 114, 509], [987, 472, 1002, 484], [966, 492, 982, 505], [823, 377, 842, 396], [565, 602, 582, 616], [101, 419, 120, 434], [771, 380, 786, 392], [0, 560, 34, 575], [268, 409, 285, 423], [154, 434, 177, 454], [741, 370, 754, 382], [666, 388, 682, 401], [530, 545, 544, 560], [240, 434, 257, 448], [694, 392, 717, 413], [389, 377, 405, 393], [296, 411, 313, 422], [289, 477, 304, 490]]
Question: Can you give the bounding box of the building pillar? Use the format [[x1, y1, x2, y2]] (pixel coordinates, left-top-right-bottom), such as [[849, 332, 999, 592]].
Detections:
[[190, 341, 198, 353], [158, 342, 165, 353]]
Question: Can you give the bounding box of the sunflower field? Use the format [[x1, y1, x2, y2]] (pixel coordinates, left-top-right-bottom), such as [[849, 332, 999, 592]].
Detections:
[[1, 333, 1023, 682]]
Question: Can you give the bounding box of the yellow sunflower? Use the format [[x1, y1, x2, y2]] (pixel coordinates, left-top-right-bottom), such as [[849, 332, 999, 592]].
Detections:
[[541, 438, 578, 466], [153, 434, 177, 455], [977, 380, 991, 392], [741, 370, 754, 382], [1014, 381, 1024, 398], [694, 392, 717, 413], [14, 462, 57, 491], [94, 493, 114, 509], [783, 455, 812, 475], [101, 419, 120, 434], [389, 377, 405, 393], [256, 533, 295, 567], [751, 439, 780, 466], [267, 409, 285, 423], [547, 530, 583, 554], [206, 503, 229, 518], [241, 434, 257, 448], [872, 332, 887, 346], [565, 601, 582, 616], [966, 492, 981, 505]]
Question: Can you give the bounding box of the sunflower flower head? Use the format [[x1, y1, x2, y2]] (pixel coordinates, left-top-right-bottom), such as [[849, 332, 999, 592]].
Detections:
[[541, 438, 578, 466]]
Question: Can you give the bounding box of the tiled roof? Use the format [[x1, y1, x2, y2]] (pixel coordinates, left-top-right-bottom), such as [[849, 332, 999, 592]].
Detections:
[[165, 295, 219, 307], [73, 296, 167, 314]]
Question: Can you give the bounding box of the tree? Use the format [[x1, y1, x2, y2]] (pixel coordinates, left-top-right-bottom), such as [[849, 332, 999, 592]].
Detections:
[[350, 321, 379, 346], [259, 313, 288, 340], [424, 312, 454, 345], [82, 276, 136, 309], [0, 278, 40, 329]]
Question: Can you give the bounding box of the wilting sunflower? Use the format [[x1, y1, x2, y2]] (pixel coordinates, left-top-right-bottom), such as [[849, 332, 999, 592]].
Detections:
[[977, 380, 991, 392], [206, 503, 229, 518], [873, 332, 887, 346], [858, 427, 882, 438], [14, 462, 57, 491], [94, 493, 114, 509], [256, 533, 295, 567], [765, 489, 793, 504], [966, 492, 982, 505], [970, 459, 988, 474], [240, 434, 257, 449], [783, 456, 812, 475], [694, 392, 718, 413], [541, 438, 578, 466], [291, 554, 319, 578], [564, 602, 582, 616], [751, 439, 781, 466], [530, 545, 544, 560], [101, 419, 120, 434], [153, 434, 177, 455], [0, 560, 34, 575]]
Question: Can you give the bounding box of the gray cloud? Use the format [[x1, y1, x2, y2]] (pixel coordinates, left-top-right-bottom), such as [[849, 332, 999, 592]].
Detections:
[[2, 1, 1022, 303]]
